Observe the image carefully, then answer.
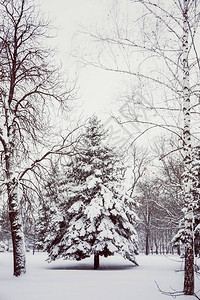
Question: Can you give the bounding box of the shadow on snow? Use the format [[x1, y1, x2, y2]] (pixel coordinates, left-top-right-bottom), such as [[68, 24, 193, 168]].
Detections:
[[46, 262, 137, 271]]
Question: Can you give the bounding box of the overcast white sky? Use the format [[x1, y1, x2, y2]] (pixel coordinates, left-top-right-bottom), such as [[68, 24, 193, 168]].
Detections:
[[37, 0, 156, 150], [39, 0, 122, 120]]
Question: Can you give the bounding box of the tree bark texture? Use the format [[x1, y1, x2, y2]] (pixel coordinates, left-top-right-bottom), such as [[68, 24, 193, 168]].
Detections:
[[5, 143, 26, 276], [182, 0, 194, 295], [9, 190, 26, 276]]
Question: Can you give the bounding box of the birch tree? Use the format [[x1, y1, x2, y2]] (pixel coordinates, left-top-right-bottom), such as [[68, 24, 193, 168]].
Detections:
[[0, 0, 75, 276], [78, 0, 200, 295]]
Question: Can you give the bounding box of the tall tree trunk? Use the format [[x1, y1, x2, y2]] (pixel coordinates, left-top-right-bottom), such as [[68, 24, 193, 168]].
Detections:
[[6, 146, 26, 276], [7, 180, 26, 276], [155, 241, 158, 255], [94, 251, 99, 269], [182, 0, 194, 295]]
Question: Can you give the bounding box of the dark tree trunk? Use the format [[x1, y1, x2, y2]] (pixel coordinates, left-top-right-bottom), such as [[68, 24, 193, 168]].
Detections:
[[145, 229, 150, 255], [155, 243, 158, 255], [94, 252, 99, 269], [177, 244, 181, 256], [184, 246, 194, 295]]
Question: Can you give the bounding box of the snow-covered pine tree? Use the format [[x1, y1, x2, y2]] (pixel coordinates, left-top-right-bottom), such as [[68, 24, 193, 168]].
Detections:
[[36, 163, 63, 251], [45, 116, 139, 269], [172, 146, 200, 257]]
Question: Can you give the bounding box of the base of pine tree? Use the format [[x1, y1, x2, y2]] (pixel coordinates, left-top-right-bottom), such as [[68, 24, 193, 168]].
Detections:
[[94, 252, 100, 269]]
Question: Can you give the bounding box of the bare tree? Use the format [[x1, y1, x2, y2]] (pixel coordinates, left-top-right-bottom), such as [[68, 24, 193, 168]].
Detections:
[[77, 0, 200, 294], [126, 146, 150, 198], [0, 0, 76, 276], [135, 142, 184, 256], [136, 178, 160, 255]]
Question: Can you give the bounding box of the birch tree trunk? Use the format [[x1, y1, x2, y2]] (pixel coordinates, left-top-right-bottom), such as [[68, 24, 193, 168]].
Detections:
[[182, 0, 194, 295]]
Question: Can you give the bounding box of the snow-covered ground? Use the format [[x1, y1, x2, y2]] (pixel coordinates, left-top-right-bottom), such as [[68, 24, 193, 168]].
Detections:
[[0, 252, 199, 300]]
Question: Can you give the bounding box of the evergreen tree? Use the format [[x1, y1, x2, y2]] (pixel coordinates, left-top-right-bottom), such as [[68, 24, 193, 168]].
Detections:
[[45, 117, 139, 268], [0, 203, 12, 251], [36, 163, 63, 251], [172, 146, 200, 256]]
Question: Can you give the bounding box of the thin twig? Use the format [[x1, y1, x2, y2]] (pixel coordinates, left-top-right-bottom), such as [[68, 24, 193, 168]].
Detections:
[[155, 281, 184, 298], [194, 293, 200, 300]]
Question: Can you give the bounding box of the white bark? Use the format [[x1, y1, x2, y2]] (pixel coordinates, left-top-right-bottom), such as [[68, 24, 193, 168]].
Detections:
[[6, 140, 26, 276], [8, 183, 26, 276], [182, 0, 194, 295]]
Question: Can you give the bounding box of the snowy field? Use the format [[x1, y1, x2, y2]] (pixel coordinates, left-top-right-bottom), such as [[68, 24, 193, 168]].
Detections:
[[0, 252, 199, 300]]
